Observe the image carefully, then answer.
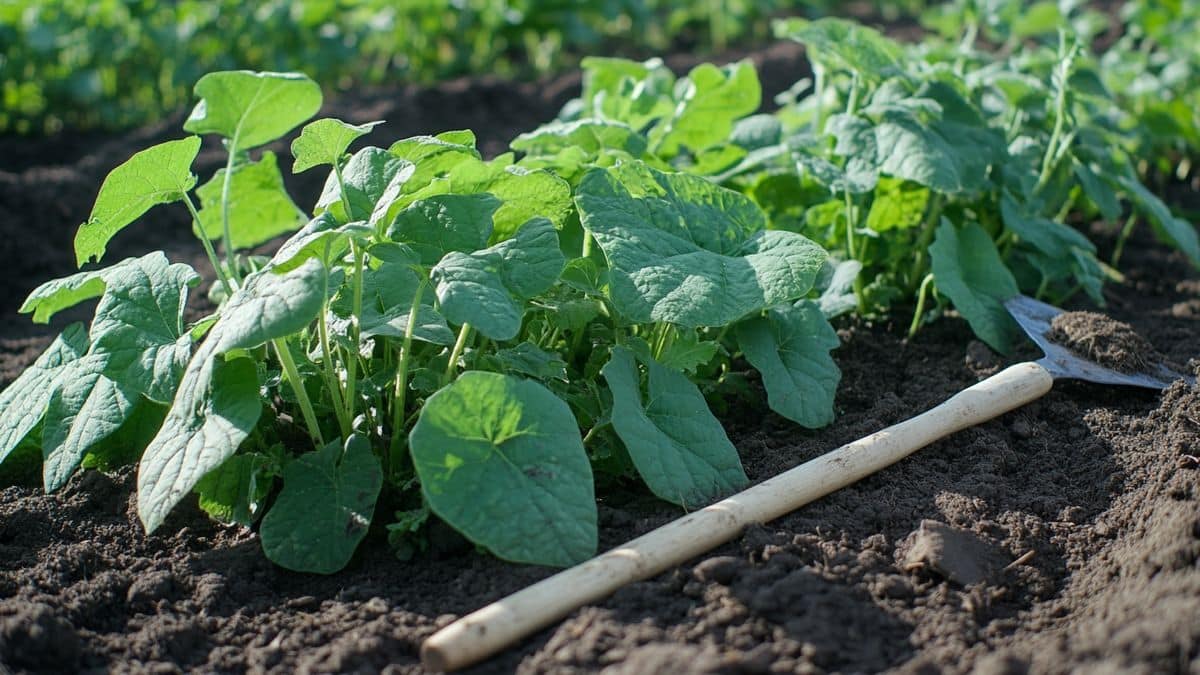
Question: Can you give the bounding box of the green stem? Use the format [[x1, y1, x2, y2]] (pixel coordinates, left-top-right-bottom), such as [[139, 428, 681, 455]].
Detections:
[[443, 323, 473, 386], [910, 194, 945, 292], [344, 242, 365, 422], [317, 303, 351, 439], [1110, 213, 1138, 268], [845, 71, 861, 116], [182, 194, 236, 298], [844, 190, 858, 260], [812, 64, 826, 135], [334, 162, 355, 223], [581, 230, 594, 259], [390, 281, 426, 461], [907, 273, 935, 339], [273, 338, 325, 447], [220, 147, 240, 282], [582, 421, 610, 446]]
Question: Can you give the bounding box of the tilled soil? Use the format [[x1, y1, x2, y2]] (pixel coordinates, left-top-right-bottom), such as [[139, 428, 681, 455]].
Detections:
[[1, 41, 1199, 675]]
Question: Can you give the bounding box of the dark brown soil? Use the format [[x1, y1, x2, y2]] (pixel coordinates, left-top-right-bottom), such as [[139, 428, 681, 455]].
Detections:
[[2, 40, 1200, 675], [1047, 311, 1161, 374]]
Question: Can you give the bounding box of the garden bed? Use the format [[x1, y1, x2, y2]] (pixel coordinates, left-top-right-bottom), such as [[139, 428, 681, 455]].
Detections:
[[1, 39, 1198, 675]]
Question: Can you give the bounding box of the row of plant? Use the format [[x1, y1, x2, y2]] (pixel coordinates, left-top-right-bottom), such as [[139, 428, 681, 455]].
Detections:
[[1, 0, 929, 135], [0, 14, 1197, 573]]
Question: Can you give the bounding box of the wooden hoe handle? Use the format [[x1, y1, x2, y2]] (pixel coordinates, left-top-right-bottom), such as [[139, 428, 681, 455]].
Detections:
[[421, 362, 1055, 671]]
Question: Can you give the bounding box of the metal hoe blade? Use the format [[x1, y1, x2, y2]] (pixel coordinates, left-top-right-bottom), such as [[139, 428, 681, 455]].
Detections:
[[1004, 295, 1194, 390]]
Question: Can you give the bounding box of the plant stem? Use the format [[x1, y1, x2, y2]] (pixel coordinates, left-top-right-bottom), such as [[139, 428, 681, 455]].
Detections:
[[317, 303, 351, 439], [443, 323, 473, 386], [220, 147, 240, 283], [812, 64, 826, 135], [389, 281, 426, 462], [1110, 213, 1138, 268], [907, 273, 935, 339], [182, 194, 236, 298], [344, 242, 365, 423], [273, 338, 325, 447], [334, 161, 355, 222], [581, 230, 594, 259]]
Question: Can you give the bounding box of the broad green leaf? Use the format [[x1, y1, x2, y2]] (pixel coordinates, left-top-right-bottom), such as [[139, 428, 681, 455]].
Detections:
[[183, 71, 322, 150], [74, 136, 201, 265], [575, 163, 827, 327], [213, 259, 341, 353], [0, 324, 88, 467], [816, 259, 862, 318], [873, 110, 988, 194], [332, 260, 454, 345], [489, 342, 568, 382], [735, 301, 840, 428], [386, 131, 482, 199], [866, 178, 929, 232], [1117, 175, 1200, 268], [195, 452, 275, 527], [316, 147, 415, 221], [999, 195, 1096, 260], [655, 61, 761, 157], [512, 119, 648, 158], [601, 347, 747, 508], [137, 356, 261, 533], [403, 157, 573, 242], [580, 57, 677, 130], [774, 17, 905, 82], [1073, 160, 1121, 222], [291, 118, 383, 173], [137, 260, 335, 532], [825, 114, 880, 194], [42, 360, 138, 492], [269, 213, 354, 273], [260, 435, 382, 573], [432, 218, 564, 341], [657, 329, 719, 374], [385, 194, 500, 265], [195, 152, 307, 249], [410, 371, 597, 567], [20, 269, 109, 324], [929, 220, 1020, 353], [89, 252, 200, 402]]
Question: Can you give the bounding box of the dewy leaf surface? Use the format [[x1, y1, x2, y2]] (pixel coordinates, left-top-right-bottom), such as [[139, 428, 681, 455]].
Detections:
[[409, 371, 597, 567], [137, 259, 335, 532], [735, 301, 840, 428], [929, 220, 1020, 353], [183, 71, 322, 150], [74, 136, 201, 265], [260, 435, 383, 574], [195, 152, 307, 250], [0, 324, 89, 466], [432, 218, 564, 341], [601, 347, 748, 508], [575, 162, 827, 327], [292, 118, 383, 173], [42, 359, 139, 492]]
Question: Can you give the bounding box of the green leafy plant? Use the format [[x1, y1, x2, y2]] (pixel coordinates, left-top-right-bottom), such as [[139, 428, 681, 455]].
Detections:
[[520, 17, 1200, 356], [0, 68, 841, 573]]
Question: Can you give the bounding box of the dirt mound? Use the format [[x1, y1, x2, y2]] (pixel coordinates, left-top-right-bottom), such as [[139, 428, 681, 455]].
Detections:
[[1048, 310, 1162, 374]]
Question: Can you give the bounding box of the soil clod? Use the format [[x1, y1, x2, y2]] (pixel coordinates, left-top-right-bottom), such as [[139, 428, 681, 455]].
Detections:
[[898, 520, 1007, 586], [1047, 311, 1162, 374]]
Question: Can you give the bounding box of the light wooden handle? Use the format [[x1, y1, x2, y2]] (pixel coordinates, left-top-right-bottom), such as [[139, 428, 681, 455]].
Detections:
[[422, 361, 1054, 671]]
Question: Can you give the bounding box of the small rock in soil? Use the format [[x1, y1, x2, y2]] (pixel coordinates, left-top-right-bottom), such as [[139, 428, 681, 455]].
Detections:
[[0, 601, 82, 671], [898, 520, 1007, 586], [693, 555, 741, 585]]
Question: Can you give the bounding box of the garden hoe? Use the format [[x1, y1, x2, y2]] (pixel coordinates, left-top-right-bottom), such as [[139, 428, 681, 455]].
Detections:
[[421, 294, 1194, 672]]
